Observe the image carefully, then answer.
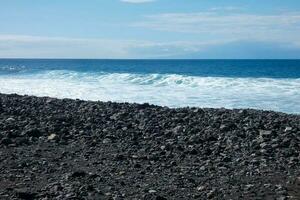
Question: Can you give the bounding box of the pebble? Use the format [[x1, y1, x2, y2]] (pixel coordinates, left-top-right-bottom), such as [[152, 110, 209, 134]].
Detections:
[[15, 190, 36, 200], [102, 138, 112, 144], [0, 93, 299, 200], [48, 134, 57, 140], [284, 127, 292, 132], [197, 186, 205, 191], [6, 117, 15, 122], [259, 130, 272, 137]]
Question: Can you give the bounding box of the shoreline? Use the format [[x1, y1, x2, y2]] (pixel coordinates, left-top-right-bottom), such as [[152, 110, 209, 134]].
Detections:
[[0, 93, 299, 199], [1, 92, 299, 116]]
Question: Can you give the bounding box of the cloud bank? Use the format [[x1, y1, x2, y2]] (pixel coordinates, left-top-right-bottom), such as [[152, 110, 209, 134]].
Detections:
[[0, 35, 135, 58], [1, 34, 300, 59], [133, 12, 300, 44], [0, 35, 223, 58]]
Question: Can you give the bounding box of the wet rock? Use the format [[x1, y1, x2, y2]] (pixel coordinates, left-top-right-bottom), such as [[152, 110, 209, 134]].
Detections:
[[15, 189, 36, 200], [23, 128, 42, 137], [134, 163, 142, 168], [71, 170, 87, 178], [189, 148, 198, 155], [222, 156, 231, 162], [281, 138, 291, 147], [1, 137, 12, 145], [207, 189, 216, 199], [156, 196, 168, 200]]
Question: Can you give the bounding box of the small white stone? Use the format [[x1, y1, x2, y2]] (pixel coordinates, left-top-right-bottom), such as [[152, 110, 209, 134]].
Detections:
[[6, 117, 15, 122], [259, 130, 272, 136], [119, 171, 126, 175], [102, 138, 111, 144], [284, 127, 292, 132], [197, 186, 205, 191], [48, 134, 57, 140]]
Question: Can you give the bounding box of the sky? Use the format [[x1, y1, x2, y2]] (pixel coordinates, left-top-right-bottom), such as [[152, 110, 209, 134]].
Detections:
[[0, 0, 300, 59]]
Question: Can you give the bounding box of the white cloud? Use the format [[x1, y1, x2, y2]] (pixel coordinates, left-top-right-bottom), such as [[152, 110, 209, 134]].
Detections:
[[209, 6, 242, 11], [0, 34, 222, 58], [0, 34, 299, 59], [133, 12, 300, 43], [3, 32, 256, 58], [0, 35, 138, 58], [120, 0, 155, 3]]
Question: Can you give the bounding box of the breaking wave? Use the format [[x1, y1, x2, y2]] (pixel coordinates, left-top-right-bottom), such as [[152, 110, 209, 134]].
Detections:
[[0, 70, 299, 113]]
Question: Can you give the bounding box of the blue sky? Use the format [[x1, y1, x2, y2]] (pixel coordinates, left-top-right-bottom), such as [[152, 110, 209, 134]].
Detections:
[[0, 0, 300, 58]]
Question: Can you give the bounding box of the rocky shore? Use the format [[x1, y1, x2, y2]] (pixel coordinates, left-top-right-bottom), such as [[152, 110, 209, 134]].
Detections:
[[0, 93, 299, 200]]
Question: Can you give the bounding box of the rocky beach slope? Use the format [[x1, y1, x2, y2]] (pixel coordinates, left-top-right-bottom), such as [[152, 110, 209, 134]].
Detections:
[[0, 93, 299, 200]]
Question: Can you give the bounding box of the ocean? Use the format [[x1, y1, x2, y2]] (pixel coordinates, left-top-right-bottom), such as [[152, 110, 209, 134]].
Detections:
[[0, 59, 299, 114]]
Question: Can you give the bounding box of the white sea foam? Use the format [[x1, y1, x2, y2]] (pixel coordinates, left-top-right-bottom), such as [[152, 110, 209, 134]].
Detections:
[[0, 70, 299, 113]]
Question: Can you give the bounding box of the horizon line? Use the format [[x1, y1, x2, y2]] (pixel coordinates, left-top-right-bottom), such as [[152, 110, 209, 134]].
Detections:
[[1, 58, 300, 60]]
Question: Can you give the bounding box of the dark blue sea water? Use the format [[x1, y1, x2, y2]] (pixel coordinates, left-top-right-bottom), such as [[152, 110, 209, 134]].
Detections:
[[1, 59, 300, 78], [0, 59, 299, 113]]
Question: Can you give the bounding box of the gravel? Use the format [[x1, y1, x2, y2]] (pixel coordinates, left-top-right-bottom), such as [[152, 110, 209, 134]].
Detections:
[[0, 93, 299, 199]]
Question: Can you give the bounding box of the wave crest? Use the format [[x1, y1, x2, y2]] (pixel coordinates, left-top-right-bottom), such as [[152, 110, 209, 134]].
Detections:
[[0, 70, 299, 113]]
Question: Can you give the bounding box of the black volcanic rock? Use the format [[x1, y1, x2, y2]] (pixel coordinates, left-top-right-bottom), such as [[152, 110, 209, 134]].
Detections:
[[0, 93, 299, 199], [15, 189, 37, 200]]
